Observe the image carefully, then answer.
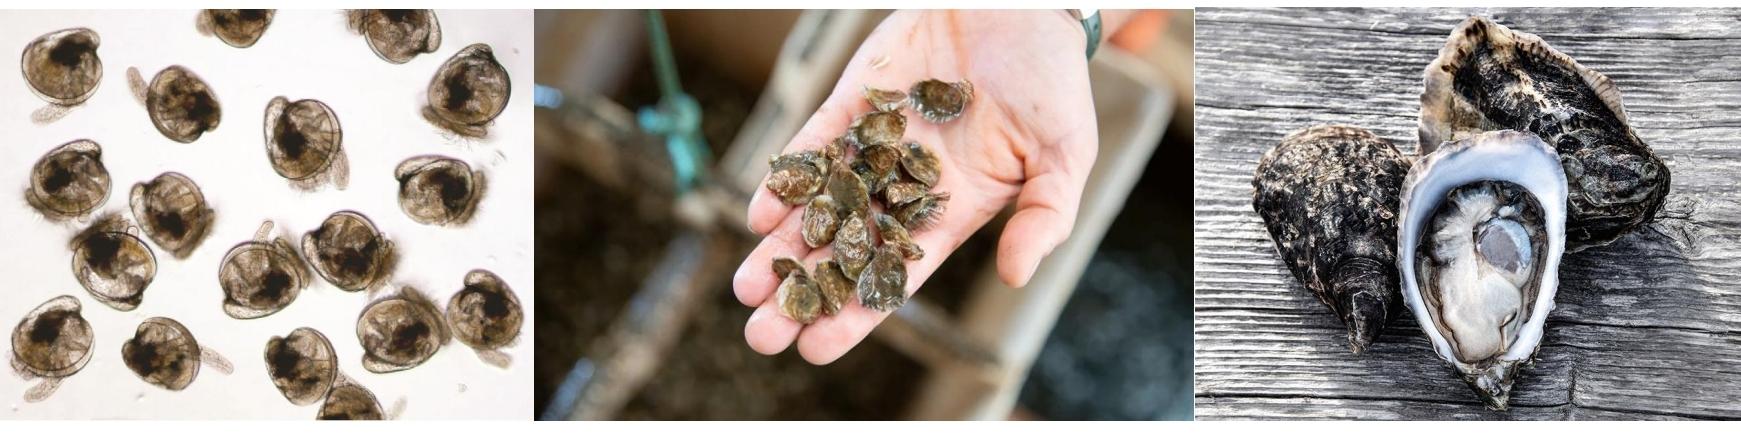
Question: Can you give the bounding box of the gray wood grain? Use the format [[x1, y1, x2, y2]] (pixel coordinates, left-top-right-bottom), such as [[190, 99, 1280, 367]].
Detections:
[[1194, 7, 1741, 420]]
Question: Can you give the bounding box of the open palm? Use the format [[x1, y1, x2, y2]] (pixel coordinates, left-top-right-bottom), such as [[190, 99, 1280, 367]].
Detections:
[[734, 10, 1101, 365]]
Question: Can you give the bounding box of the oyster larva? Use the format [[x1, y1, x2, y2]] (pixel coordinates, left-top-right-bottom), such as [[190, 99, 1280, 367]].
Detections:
[[1253, 125, 1408, 353], [265, 327, 338, 406], [265, 96, 348, 190], [318, 383, 386, 420], [197, 10, 274, 48], [1421, 16, 1668, 250], [70, 214, 157, 312], [220, 221, 311, 319], [1398, 130, 1567, 411], [26, 139, 110, 220], [357, 287, 449, 373], [122, 317, 232, 391], [347, 9, 441, 64], [423, 43, 511, 138], [446, 269, 522, 368], [11, 295, 93, 402], [135, 65, 221, 143], [302, 211, 395, 292], [21, 28, 102, 107], [130, 172, 216, 259], [396, 155, 485, 226]]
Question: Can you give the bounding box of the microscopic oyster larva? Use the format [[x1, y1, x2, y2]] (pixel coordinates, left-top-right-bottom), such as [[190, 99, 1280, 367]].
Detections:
[[220, 221, 312, 319], [70, 214, 158, 312], [26, 139, 110, 220], [10, 296, 93, 403], [265, 96, 349, 190], [264, 327, 338, 406], [317, 383, 387, 420], [197, 9, 274, 48], [357, 287, 451, 373], [129, 65, 222, 143], [130, 172, 216, 259], [302, 211, 396, 292], [1252, 125, 1409, 353], [122, 317, 234, 391], [446, 269, 523, 368], [347, 9, 442, 64], [1421, 16, 1669, 250], [21, 28, 101, 123], [396, 155, 486, 226], [423, 43, 512, 138], [1398, 130, 1568, 411]]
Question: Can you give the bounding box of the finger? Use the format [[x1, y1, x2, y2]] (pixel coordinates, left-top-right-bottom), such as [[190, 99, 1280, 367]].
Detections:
[[744, 302, 801, 355], [747, 99, 863, 235], [732, 210, 809, 307], [996, 132, 1098, 288], [793, 200, 987, 365]]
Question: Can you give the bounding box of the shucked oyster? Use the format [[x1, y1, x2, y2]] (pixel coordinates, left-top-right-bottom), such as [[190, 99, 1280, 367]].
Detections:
[[1253, 125, 1409, 353], [1398, 130, 1567, 410], [1421, 16, 1669, 250]]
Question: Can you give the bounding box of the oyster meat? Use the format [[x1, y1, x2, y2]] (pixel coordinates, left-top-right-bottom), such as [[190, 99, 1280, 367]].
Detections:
[[1253, 125, 1409, 353], [1421, 16, 1668, 249], [1398, 130, 1568, 410]]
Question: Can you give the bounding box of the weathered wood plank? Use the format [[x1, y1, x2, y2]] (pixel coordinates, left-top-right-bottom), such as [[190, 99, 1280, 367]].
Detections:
[[1194, 7, 1741, 420]]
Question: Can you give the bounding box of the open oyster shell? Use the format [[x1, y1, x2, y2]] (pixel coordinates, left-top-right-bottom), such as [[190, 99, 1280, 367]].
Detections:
[[1398, 130, 1567, 411], [1421, 16, 1668, 250]]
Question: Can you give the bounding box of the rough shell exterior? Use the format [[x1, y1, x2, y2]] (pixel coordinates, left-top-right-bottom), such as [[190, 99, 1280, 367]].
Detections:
[[1251, 125, 1408, 353]]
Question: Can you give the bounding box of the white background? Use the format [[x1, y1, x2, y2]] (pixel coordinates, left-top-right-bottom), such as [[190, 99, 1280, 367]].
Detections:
[[0, 9, 531, 419]]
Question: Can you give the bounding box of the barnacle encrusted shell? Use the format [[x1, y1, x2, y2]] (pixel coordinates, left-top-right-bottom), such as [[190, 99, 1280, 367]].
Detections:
[[767, 150, 827, 205], [856, 245, 908, 312], [1252, 125, 1409, 353], [1421, 16, 1668, 250], [1398, 130, 1568, 411], [909, 79, 972, 124], [21, 28, 102, 106]]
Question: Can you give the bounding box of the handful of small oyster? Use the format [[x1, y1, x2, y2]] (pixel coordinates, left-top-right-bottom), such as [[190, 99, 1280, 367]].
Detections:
[[762, 79, 969, 323]]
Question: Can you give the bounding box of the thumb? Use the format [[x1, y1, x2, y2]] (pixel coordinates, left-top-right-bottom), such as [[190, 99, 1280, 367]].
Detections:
[[995, 137, 1095, 287]]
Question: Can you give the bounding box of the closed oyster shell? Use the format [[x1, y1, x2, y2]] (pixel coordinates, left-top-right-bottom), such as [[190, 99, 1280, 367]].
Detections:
[[767, 151, 827, 205], [813, 260, 854, 316], [801, 195, 840, 248], [856, 245, 908, 312], [874, 213, 923, 261], [1398, 130, 1567, 411], [899, 141, 941, 188], [833, 211, 873, 280], [1252, 125, 1408, 353], [909, 79, 972, 124], [1421, 16, 1668, 250], [847, 110, 905, 149]]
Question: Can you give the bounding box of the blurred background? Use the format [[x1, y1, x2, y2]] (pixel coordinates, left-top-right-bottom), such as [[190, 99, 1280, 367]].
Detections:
[[532, 10, 1192, 420]]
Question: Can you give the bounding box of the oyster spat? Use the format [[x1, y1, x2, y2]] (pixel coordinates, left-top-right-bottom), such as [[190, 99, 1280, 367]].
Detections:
[[1398, 130, 1567, 411], [1421, 16, 1669, 250], [1252, 125, 1409, 353]]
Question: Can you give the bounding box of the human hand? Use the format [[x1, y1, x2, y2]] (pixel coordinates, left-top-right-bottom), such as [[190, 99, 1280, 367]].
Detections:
[[734, 10, 1102, 364]]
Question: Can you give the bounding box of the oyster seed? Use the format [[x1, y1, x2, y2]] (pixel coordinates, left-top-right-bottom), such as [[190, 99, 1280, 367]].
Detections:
[[863, 85, 909, 112], [813, 260, 854, 316], [874, 213, 924, 261], [827, 159, 872, 217], [884, 181, 928, 207], [900, 140, 942, 187], [856, 245, 908, 312], [766, 151, 827, 205], [894, 192, 950, 232], [833, 211, 874, 280], [847, 110, 905, 149], [909, 79, 972, 124], [775, 268, 822, 324], [801, 195, 840, 248]]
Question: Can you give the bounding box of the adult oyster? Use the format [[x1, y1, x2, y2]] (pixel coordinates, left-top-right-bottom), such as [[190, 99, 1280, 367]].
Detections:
[[1421, 16, 1668, 250], [1252, 125, 1409, 353], [1398, 130, 1568, 411]]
